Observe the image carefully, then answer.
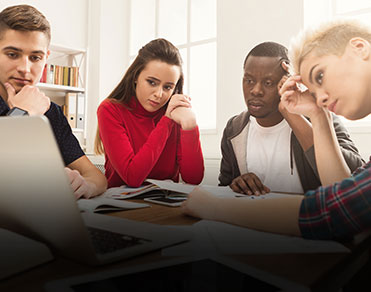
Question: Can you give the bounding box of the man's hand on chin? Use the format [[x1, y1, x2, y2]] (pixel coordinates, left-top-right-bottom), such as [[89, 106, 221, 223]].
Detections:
[[6, 82, 50, 116]]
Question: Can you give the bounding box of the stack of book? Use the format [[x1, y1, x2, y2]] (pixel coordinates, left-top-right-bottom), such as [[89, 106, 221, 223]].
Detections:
[[39, 64, 79, 87]]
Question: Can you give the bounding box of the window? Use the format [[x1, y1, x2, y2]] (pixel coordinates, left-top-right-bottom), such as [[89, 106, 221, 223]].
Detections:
[[129, 0, 217, 130], [304, 0, 371, 128]]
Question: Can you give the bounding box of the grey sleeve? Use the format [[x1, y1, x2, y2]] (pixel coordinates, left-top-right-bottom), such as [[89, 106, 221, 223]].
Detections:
[[302, 145, 319, 177], [302, 114, 364, 177], [218, 121, 238, 186], [331, 114, 365, 171]]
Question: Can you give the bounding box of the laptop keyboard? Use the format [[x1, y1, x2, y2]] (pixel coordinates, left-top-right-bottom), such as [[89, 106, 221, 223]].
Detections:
[[87, 227, 151, 254]]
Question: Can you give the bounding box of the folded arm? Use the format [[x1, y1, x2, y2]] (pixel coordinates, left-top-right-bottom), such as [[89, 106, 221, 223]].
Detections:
[[176, 126, 205, 184], [280, 75, 352, 185], [98, 104, 175, 187]]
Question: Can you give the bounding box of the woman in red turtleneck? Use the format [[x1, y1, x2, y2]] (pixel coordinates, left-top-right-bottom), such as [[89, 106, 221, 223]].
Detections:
[[95, 39, 204, 188]]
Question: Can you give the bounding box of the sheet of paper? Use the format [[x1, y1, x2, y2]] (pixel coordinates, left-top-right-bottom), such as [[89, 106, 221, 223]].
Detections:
[[102, 179, 299, 201], [77, 197, 150, 212], [147, 179, 296, 199], [147, 179, 239, 198], [162, 220, 350, 256]]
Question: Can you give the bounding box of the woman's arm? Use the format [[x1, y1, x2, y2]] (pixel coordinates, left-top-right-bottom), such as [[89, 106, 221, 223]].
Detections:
[[98, 102, 175, 187], [171, 106, 204, 184], [280, 75, 351, 185]]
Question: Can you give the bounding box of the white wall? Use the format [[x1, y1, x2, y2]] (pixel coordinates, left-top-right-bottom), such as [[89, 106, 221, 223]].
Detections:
[[0, 0, 88, 49], [202, 0, 305, 160], [0, 0, 306, 185], [0, 0, 128, 155], [85, 0, 306, 159], [85, 0, 129, 153], [2, 1, 369, 184], [199, 0, 305, 184]]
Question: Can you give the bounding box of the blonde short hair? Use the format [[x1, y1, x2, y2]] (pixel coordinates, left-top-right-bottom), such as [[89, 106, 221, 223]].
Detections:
[[289, 19, 371, 75]]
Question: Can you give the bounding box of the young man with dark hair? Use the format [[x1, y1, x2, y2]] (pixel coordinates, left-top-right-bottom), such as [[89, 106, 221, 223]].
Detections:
[[0, 4, 107, 198], [219, 41, 363, 195]]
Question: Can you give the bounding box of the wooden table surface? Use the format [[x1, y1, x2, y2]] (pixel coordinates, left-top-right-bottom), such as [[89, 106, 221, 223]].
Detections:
[[1, 200, 370, 292]]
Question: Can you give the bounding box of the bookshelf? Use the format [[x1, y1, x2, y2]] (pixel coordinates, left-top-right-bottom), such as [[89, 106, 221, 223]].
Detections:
[[37, 83, 85, 93], [37, 44, 88, 151]]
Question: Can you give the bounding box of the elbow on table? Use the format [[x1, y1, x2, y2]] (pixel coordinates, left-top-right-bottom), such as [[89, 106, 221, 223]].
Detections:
[[124, 176, 146, 188], [181, 172, 204, 185]]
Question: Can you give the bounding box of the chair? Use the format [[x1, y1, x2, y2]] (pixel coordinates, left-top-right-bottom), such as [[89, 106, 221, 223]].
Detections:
[[94, 163, 105, 174]]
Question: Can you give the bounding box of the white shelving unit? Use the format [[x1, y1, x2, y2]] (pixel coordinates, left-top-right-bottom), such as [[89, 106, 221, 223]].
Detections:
[[36, 83, 85, 93], [37, 44, 88, 151]]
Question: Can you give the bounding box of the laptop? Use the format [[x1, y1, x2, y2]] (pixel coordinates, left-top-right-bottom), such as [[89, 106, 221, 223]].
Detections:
[[0, 116, 192, 266]]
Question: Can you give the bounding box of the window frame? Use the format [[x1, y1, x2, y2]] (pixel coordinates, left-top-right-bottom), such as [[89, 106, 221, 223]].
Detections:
[[129, 0, 217, 131]]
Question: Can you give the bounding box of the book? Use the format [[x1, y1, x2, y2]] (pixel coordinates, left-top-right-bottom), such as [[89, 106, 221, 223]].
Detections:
[[77, 196, 150, 213], [101, 183, 165, 200], [101, 180, 223, 200], [63, 66, 69, 86]]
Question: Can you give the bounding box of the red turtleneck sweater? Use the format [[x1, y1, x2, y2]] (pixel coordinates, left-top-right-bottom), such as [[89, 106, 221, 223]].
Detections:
[[97, 98, 204, 188]]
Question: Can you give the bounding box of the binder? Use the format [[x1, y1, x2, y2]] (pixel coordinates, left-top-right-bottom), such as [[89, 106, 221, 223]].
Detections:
[[65, 92, 77, 128], [76, 93, 85, 129], [46, 64, 54, 84]]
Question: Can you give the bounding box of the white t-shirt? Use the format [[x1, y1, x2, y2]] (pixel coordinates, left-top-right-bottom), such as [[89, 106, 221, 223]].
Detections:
[[246, 117, 304, 193]]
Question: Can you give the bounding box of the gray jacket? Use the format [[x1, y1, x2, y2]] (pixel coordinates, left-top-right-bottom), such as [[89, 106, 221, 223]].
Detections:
[[219, 111, 364, 192]]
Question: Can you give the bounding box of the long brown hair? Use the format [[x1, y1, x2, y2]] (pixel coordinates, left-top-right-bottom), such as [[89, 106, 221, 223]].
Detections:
[[94, 38, 184, 155]]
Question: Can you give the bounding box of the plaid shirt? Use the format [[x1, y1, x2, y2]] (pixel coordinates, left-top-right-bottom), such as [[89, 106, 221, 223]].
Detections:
[[299, 157, 371, 239]]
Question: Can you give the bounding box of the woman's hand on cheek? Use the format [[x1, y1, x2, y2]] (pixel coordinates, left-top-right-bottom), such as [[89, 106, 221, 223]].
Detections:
[[170, 106, 197, 130], [165, 94, 191, 118]]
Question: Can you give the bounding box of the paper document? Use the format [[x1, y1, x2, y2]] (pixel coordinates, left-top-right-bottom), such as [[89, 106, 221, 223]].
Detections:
[[101, 184, 161, 199], [148, 180, 297, 199], [102, 179, 299, 200], [77, 197, 149, 213]]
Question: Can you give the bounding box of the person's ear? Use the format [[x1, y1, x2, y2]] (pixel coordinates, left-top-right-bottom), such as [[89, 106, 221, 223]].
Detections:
[[349, 37, 371, 60], [281, 60, 291, 76]]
